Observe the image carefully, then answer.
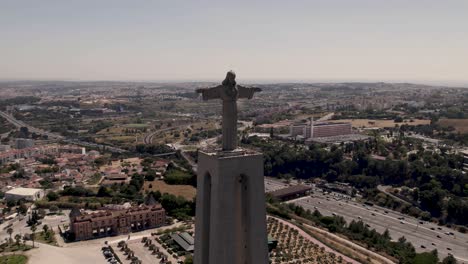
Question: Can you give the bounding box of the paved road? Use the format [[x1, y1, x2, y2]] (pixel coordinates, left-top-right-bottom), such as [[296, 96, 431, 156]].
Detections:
[[0, 111, 127, 153], [143, 124, 189, 144], [264, 178, 468, 263], [377, 185, 413, 206], [0, 111, 63, 140], [317, 112, 335, 122]]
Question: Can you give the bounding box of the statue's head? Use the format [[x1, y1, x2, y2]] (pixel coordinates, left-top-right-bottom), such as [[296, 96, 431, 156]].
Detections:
[[222, 71, 236, 86]]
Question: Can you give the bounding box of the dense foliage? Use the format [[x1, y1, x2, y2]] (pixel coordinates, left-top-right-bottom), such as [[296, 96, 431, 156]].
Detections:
[[244, 136, 468, 225], [164, 164, 196, 186], [135, 144, 174, 155]]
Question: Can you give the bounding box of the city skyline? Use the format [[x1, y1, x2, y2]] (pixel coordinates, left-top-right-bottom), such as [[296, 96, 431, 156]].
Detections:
[[1, 0, 468, 85]]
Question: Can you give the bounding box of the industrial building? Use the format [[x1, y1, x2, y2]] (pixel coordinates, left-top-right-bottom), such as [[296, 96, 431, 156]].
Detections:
[[170, 232, 195, 252], [268, 185, 312, 201], [289, 118, 352, 139], [15, 138, 34, 149], [5, 187, 44, 202]]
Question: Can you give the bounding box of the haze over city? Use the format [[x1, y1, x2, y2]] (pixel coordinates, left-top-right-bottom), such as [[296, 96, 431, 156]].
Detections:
[[1, 0, 468, 85]]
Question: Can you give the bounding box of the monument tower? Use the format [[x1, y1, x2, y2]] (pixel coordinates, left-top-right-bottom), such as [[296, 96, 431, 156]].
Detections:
[[194, 71, 268, 264]]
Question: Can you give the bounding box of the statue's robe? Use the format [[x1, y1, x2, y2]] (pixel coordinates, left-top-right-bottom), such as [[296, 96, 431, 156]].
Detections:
[[200, 85, 256, 151]]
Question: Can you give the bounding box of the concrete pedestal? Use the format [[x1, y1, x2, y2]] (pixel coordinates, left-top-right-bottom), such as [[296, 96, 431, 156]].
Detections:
[[195, 149, 268, 264]]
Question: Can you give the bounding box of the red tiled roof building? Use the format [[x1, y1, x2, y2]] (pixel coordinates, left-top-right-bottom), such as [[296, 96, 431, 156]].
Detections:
[[69, 203, 165, 241]]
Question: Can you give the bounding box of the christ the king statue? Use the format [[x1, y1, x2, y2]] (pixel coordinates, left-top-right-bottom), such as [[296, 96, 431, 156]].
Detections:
[[196, 71, 261, 151]]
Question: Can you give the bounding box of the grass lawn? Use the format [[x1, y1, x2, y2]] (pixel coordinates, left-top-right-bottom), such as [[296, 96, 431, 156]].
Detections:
[[143, 180, 196, 200], [0, 244, 33, 254], [0, 255, 28, 264], [35, 230, 58, 246]]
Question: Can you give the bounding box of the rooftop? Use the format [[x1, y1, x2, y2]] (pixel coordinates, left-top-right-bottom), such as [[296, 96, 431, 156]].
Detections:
[[170, 232, 194, 252], [268, 185, 312, 198], [6, 187, 42, 196]]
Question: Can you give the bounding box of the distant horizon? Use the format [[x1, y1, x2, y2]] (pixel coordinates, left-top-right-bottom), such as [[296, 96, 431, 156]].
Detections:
[[1, 77, 467, 88]]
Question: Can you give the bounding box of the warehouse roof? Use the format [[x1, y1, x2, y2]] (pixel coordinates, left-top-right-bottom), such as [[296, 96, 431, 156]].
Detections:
[[6, 187, 42, 196], [268, 185, 312, 199], [170, 232, 194, 252]]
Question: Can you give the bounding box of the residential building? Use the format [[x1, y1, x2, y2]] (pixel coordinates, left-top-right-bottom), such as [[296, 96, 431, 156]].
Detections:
[[70, 203, 166, 241], [15, 138, 34, 149]]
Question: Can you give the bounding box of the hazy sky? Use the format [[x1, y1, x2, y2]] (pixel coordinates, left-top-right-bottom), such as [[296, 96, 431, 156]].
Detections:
[[1, 0, 467, 84]]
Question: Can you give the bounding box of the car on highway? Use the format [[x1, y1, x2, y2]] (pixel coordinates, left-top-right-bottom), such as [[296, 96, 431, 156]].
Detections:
[[430, 227, 435, 230], [431, 243, 436, 246], [436, 235, 441, 238], [447, 247, 452, 251], [357, 216, 362, 219], [371, 213, 376, 216], [400, 221, 405, 224], [420, 245, 426, 248]]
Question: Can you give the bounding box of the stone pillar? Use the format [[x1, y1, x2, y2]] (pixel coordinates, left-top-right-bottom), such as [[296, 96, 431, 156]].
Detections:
[[195, 149, 268, 264]]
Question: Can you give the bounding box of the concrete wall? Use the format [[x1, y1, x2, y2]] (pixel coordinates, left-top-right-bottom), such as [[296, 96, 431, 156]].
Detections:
[[195, 150, 268, 264]]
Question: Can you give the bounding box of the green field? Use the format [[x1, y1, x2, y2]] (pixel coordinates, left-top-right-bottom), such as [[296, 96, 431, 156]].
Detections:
[[0, 255, 28, 264]]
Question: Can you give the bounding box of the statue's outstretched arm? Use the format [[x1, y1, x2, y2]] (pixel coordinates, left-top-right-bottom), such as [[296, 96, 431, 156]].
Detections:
[[196, 85, 222, 100], [237, 85, 262, 99]]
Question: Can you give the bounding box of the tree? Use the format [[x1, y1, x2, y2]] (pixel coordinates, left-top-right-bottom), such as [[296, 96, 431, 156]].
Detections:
[[441, 254, 457, 264], [49, 205, 59, 214], [43, 224, 49, 234], [97, 186, 112, 197], [42, 224, 50, 240], [7, 227, 13, 245], [46, 191, 59, 201], [14, 234, 21, 246], [412, 250, 438, 264], [30, 224, 37, 248], [17, 203, 28, 215], [184, 255, 193, 264]]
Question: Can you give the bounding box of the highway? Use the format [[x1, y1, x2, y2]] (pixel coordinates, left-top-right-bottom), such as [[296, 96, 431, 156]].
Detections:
[[0, 111, 127, 153], [0, 111, 63, 140], [264, 178, 468, 263]]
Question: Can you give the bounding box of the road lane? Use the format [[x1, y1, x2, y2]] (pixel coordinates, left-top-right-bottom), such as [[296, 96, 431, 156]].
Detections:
[[264, 177, 468, 262]]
